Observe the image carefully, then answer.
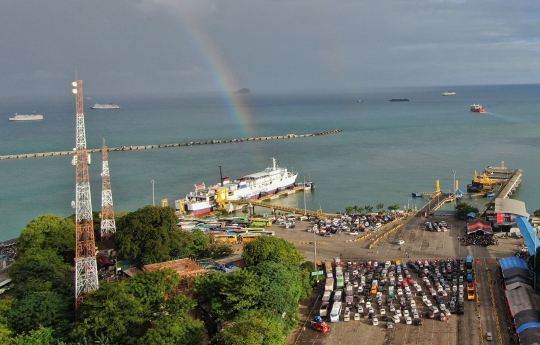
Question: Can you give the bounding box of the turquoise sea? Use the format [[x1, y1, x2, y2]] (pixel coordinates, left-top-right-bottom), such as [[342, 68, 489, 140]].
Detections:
[[1, 84, 540, 242]]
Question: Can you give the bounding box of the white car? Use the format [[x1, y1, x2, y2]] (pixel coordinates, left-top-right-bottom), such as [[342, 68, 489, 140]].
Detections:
[[380, 308, 386, 315], [422, 295, 428, 302], [358, 305, 364, 313], [349, 232, 359, 236], [413, 311, 419, 319], [395, 310, 402, 317], [397, 288, 403, 296], [403, 309, 410, 317], [389, 305, 396, 312], [397, 240, 405, 245], [354, 312, 360, 321], [405, 316, 412, 325], [424, 300, 433, 307], [366, 302, 371, 308], [392, 315, 400, 323], [410, 300, 416, 308], [372, 317, 379, 326]]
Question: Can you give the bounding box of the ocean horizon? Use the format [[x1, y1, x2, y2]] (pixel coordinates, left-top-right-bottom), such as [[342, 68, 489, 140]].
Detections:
[[1, 84, 540, 242]]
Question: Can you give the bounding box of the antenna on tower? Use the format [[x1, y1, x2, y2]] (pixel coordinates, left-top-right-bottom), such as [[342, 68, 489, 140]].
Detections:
[[72, 79, 99, 309], [100, 138, 116, 240]]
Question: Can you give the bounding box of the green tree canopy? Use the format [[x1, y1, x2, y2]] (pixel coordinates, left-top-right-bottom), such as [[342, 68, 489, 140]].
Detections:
[[7, 292, 72, 338], [192, 270, 264, 322], [9, 248, 73, 298], [455, 202, 479, 219], [17, 214, 75, 263], [242, 237, 304, 267], [114, 206, 193, 265], [138, 317, 205, 345], [217, 310, 286, 345]]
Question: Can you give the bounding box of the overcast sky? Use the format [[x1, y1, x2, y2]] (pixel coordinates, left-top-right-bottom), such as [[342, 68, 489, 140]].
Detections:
[[1, 0, 539, 97]]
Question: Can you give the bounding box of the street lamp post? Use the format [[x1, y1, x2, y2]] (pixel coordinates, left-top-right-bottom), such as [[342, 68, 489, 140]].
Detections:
[[303, 176, 307, 216], [151, 180, 155, 206], [453, 170, 456, 216]]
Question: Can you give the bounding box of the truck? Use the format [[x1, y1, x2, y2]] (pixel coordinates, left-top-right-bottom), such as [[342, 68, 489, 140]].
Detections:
[[467, 282, 475, 300], [325, 278, 334, 292], [335, 265, 343, 276], [336, 274, 344, 289], [319, 302, 330, 317], [322, 290, 331, 303], [345, 284, 354, 304], [329, 302, 342, 322]]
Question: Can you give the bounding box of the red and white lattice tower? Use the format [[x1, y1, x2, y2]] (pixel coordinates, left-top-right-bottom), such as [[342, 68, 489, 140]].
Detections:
[[100, 139, 116, 240], [71, 80, 99, 309]]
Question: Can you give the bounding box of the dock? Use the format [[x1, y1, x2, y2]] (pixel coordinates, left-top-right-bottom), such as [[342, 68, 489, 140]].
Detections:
[[0, 129, 341, 160], [480, 168, 522, 217], [225, 198, 340, 219]]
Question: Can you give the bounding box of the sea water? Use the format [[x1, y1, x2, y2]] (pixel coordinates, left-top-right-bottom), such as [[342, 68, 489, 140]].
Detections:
[[1, 84, 540, 242]]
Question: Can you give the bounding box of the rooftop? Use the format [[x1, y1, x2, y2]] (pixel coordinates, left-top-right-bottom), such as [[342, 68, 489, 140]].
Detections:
[[143, 258, 207, 278]]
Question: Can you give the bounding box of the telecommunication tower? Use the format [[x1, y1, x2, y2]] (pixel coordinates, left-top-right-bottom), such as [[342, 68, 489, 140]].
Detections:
[[100, 139, 116, 239], [71, 80, 99, 308]]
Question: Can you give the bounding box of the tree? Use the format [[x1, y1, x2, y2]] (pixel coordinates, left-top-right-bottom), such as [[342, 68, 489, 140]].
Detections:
[[534, 209, 540, 217], [9, 248, 73, 298], [7, 327, 58, 345], [72, 281, 144, 344], [7, 292, 72, 338], [17, 215, 75, 263], [192, 270, 264, 322], [242, 237, 304, 267], [455, 202, 479, 219], [364, 205, 373, 214], [376, 203, 384, 213], [345, 206, 354, 215], [114, 206, 193, 265], [138, 317, 205, 345], [357, 206, 365, 215], [217, 310, 286, 345]]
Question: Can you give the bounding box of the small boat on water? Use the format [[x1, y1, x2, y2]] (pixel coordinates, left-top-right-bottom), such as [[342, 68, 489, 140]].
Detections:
[[470, 104, 485, 113], [442, 91, 456, 96], [90, 103, 120, 109], [411, 192, 422, 198], [357, 100, 362, 103], [9, 113, 44, 121], [390, 99, 409, 102]]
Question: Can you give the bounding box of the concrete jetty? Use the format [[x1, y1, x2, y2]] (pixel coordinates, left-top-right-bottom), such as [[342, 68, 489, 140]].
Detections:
[[0, 129, 342, 160]]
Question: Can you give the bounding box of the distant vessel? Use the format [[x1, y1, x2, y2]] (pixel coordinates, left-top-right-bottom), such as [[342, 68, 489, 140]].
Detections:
[[357, 100, 362, 103], [90, 103, 120, 109], [442, 91, 456, 96], [470, 104, 485, 113], [390, 99, 409, 102], [9, 113, 43, 121]]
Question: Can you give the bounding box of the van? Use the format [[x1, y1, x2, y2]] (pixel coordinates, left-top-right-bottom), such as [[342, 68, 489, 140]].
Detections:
[[320, 302, 330, 317]]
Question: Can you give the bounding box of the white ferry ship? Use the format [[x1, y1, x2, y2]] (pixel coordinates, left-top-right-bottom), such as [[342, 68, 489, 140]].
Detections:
[[442, 91, 456, 96], [177, 158, 298, 215], [90, 103, 120, 109], [9, 113, 44, 121]]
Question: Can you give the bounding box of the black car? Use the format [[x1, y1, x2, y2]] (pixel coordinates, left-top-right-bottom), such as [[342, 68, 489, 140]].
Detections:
[[425, 311, 435, 319], [457, 307, 464, 315], [414, 318, 423, 325]]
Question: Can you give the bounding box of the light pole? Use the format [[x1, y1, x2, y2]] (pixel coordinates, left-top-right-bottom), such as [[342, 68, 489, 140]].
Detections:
[[151, 180, 155, 206], [303, 175, 307, 216], [453, 170, 456, 216], [407, 199, 411, 213]]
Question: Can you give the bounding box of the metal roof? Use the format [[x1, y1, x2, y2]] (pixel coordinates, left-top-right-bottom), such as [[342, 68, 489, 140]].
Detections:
[[495, 198, 529, 218]]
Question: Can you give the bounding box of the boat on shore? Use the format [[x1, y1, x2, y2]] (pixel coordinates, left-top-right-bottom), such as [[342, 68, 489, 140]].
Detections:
[[9, 113, 43, 121], [390, 99, 409, 102], [177, 158, 298, 215], [442, 91, 456, 96], [470, 104, 485, 113], [90, 103, 120, 109]]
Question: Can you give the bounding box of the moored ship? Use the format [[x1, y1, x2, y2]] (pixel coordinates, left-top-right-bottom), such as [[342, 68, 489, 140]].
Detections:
[[470, 104, 485, 113], [389, 99, 409, 102], [9, 113, 44, 121], [442, 91, 456, 96], [90, 103, 120, 109], [178, 158, 298, 215]]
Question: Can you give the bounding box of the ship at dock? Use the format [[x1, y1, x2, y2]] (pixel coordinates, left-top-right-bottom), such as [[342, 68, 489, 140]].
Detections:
[[9, 113, 44, 121], [177, 158, 298, 215]]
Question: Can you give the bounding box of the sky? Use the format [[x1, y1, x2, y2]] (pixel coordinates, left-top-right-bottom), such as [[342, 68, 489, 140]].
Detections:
[[1, 0, 540, 97]]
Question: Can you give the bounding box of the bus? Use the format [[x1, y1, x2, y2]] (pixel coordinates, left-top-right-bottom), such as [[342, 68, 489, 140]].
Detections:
[[211, 234, 238, 244], [329, 302, 342, 322]]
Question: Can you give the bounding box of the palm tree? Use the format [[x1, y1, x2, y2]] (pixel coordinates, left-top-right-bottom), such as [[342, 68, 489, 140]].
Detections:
[[345, 206, 354, 214], [353, 205, 359, 214], [358, 206, 365, 215], [364, 205, 373, 214], [376, 203, 384, 214]]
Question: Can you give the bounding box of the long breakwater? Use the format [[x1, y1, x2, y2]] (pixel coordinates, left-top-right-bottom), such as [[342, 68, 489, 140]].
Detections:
[[0, 129, 342, 160]]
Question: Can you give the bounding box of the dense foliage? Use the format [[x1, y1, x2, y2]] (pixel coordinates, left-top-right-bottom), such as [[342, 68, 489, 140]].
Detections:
[[194, 236, 313, 344], [455, 201, 479, 219]]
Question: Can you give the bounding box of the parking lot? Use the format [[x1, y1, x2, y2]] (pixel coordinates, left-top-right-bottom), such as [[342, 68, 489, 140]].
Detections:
[[272, 213, 521, 345]]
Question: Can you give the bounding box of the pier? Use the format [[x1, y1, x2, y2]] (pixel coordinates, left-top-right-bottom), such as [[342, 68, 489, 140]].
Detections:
[[0, 129, 342, 160], [226, 199, 340, 219], [480, 168, 522, 218]]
